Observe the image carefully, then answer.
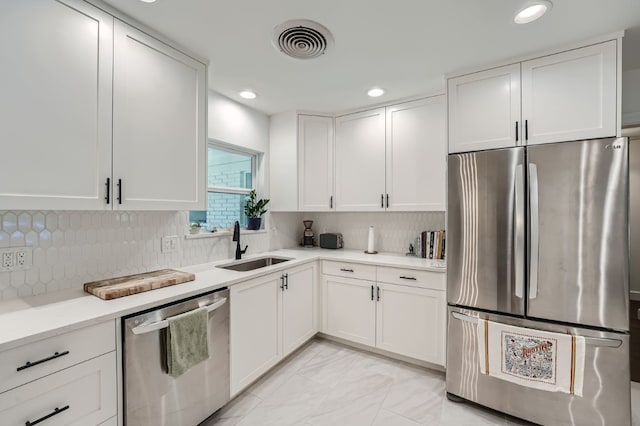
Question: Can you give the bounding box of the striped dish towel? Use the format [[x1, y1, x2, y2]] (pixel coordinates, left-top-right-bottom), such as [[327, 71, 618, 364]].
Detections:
[[477, 319, 585, 396]]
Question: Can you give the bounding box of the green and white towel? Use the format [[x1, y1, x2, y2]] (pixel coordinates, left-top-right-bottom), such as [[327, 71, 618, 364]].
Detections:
[[166, 306, 209, 377]]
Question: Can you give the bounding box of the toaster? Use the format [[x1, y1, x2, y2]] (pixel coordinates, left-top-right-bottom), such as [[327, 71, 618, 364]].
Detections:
[[319, 233, 343, 249]]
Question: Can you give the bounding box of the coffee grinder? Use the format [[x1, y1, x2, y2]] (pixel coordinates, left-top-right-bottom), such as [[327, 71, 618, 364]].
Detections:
[[302, 220, 314, 247]]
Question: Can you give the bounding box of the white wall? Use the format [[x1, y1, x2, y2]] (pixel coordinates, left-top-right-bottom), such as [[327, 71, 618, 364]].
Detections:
[[207, 90, 271, 196], [302, 212, 445, 254], [623, 68, 640, 126]]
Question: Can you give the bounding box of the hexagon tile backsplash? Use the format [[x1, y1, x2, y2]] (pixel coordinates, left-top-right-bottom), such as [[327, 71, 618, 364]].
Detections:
[[0, 210, 299, 301], [0, 210, 443, 301]]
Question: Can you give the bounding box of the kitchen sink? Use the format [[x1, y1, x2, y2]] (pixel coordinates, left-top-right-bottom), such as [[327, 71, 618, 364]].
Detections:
[[217, 256, 291, 272]]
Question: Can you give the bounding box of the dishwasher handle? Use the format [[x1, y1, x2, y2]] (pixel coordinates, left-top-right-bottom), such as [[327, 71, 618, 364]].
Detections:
[[131, 297, 227, 335]]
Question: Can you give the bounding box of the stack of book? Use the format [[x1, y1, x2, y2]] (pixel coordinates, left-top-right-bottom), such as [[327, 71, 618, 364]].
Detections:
[[420, 230, 445, 259]]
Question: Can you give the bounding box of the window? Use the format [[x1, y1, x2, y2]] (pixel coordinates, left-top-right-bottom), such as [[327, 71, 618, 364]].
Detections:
[[190, 143, 257, 230]]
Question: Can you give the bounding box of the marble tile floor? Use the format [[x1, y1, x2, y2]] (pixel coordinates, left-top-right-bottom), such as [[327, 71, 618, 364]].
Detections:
[[203, 338, 540, 426]]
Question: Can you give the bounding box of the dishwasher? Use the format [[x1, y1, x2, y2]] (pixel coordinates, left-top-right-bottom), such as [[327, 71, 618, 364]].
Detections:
[[122, 287, 230, 426]]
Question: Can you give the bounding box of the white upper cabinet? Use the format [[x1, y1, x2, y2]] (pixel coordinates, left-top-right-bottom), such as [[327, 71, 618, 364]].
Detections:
[[335, 108, 386, 211], [521, 40, 617, 145], [448, 38, 620, 153], [113, 20, 206, 210], [298, 115, 334, 211], [0, 0, 113, 210], [386, 96, 446, 211], [448, 64, 522, 153]]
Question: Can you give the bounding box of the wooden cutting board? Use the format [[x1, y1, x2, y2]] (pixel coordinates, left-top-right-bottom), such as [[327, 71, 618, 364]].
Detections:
[[84, 269, 196, 300]]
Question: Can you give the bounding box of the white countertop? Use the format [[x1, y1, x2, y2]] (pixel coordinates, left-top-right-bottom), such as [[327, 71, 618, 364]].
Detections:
[[0, 248, 445, 352]]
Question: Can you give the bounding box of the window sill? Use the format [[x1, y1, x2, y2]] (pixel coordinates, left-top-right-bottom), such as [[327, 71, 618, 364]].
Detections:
[[184, 229, 268, 240]]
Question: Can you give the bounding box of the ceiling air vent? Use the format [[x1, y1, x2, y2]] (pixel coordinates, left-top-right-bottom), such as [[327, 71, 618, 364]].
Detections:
[[272, 19, 334, 60]]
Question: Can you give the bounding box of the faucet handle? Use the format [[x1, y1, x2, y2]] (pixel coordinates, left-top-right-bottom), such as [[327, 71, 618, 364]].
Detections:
[[241, 245, 248, 254]]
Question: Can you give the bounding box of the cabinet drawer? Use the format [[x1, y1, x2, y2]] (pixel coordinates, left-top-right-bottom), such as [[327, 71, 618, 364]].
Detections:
[[0, 351, 117, 426], [0, 321, 115, 393], [376, 266, 445, 291], [322, 261, 376, 281]]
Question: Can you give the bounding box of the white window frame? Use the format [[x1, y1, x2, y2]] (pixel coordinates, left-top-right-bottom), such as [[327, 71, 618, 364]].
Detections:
[[206, 141, 258, 227]]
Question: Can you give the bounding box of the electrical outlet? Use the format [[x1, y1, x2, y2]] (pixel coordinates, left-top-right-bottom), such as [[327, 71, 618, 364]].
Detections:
[[161, 236, 179, 253], [2, 252, 14, 269], [0, 247, 32, 272]]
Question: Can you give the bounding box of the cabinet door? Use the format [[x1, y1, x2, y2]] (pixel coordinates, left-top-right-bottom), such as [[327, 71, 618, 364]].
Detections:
[[386, 96, 446, 211], [0, 0, 112, 210], [522, 40, 617, 145], [335, 108, 386, 211], [299, 115, 335, 211], [375, 283, 445, 365], [0, 352, 117, 426], [230, 274, 281, 396], [113, 20, 206, 210], [282, 265, 316, 356], [448, 64, 521, 153], [322, 275, 376, 346]]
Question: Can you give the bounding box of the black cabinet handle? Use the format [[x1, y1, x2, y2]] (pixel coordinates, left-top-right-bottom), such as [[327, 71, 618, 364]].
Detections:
[[280, 275, 285, 291], [386, 194, 389, 208], [117, 179, 122, 205], [340, 268, 354, 272], [105, 178, 110, 204], [381, 194, 384, 208], [515, 121, 519, 142], [371, 285, 374, 301], [377, 286, 380, 301], [330, 196, 333, 209], [399, 276, 417, 281], [525, 120, 528, 141], [17, 351, 70, 372], [284, 273, 289, 290], [25, 405, 70, 426]]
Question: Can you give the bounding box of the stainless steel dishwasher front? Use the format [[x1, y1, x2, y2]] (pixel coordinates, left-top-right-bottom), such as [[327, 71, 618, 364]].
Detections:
[[122, 288, 230, 426]]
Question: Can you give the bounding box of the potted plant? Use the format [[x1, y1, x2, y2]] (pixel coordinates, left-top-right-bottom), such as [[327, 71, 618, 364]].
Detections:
[[244, 190, 269, 230]]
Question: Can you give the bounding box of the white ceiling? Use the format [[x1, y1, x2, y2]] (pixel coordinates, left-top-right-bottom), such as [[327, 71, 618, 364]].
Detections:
[[99, 0, 640, 116]]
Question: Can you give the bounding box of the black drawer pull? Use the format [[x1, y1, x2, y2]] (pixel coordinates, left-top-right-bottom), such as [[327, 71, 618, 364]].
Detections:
[[399, 276, 417, 281], [17, 351, 70, 372], [26, 405, 69, 426], [340, 268, 354, 273], [371, 285, 374, 301]]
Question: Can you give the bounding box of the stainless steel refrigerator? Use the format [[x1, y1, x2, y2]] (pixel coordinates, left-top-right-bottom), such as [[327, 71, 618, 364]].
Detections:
[[446, 137, 630, 425]]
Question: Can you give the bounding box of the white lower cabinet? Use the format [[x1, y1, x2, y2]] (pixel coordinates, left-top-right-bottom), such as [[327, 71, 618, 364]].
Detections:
[[322, 275, 376, 346], [322, 263, 446, 366], [230, 264, 316, 396], [230, 273, 281, 396], [375, 283, 445, 365], [282, 266, 317, 355], [0, 351, 117, 426]]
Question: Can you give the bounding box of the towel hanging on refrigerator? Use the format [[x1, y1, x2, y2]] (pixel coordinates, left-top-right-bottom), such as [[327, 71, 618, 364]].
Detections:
[[477, 319, 585, 396]]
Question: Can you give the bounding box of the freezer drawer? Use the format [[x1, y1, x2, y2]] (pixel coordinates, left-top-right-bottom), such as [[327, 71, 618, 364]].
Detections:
[[446, 306, 630, 426], [447, 148, 525, 315]]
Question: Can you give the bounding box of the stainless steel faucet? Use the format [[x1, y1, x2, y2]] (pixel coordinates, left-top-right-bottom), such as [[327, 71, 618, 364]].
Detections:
[[233, 221, 248, 260]]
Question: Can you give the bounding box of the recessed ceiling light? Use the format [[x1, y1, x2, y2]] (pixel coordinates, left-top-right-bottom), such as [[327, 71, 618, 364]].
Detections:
[[139, 0, 157, 3], [367, 88, 385, 97], [239, 90, 257, 100], [514, 1, 552, 24]]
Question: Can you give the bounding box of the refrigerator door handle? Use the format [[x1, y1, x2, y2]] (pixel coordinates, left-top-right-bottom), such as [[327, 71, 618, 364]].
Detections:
[[449, 312, 623, 348], [514, 164, 525, 299], [529, 163, 539, 300]]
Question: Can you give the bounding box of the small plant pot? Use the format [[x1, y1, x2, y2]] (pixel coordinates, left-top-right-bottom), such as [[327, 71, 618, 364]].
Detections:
[[247, 217, 262, 231]]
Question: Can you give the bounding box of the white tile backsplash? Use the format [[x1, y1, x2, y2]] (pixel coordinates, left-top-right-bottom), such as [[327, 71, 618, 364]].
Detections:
[[0, 210, 300, 301], [303, 212, 445, 254]]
